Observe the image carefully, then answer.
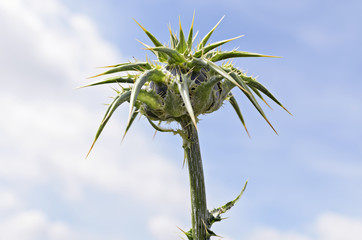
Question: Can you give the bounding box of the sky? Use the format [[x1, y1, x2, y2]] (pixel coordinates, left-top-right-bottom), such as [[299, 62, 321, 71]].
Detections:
[[1, 0, 362, 239]]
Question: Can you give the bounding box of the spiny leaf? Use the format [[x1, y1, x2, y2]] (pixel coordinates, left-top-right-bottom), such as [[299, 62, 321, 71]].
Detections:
[[242, 74, 292, 115], [146, 118, 183, 137], [205, 59, 249, 95], [228, 95, 250, 137], [137, 89, 163, 110], [193, 75, 223, 113], [211, 181, 248, 216], [230, 72, 278, 134], [133, 19, 164, 47], [209, 50, 280, 62], [98, 62, 130, 68], [88, 62, 152, 78], [133, 19, 168, 62], [86, 90, 131, 158], [122, 108, 139, 141], [197, 15, 224, 50], [176, 17, 187, 53], [79, 76, 134, 88], [186, 11, 195, 51], [127, 69, 165, 128], [147, 46, 186, 63], [177, 227, 193, 240], [194, 35, 244, 58], [178, 73, 198, 129], [250, 86, 273, 110], [168, 24, 178, 49]]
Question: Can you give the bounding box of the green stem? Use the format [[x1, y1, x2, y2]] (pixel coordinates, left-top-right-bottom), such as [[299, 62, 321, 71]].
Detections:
[[180, 118, 209, 240]]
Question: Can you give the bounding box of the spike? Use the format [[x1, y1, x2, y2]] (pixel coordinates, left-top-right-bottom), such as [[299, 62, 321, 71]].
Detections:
[[178, 72, 198, 129], [198, 15, 225, 50], [86, 91, 132, 158]]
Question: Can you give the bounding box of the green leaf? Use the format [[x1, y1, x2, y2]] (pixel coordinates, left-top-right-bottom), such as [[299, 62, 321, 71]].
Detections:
[[168, 24, 178, 49], [79, 76, 134, 88], [197, 15, 224, 50], [146, 118, 183, 137], [137, 90, 163, 110], [210, 181, 248, 216], [88, 62, 152, 78], [186, 11, 195, 51], [133, 19, 168, 62], [177, 72, 198, 129], [250, 86, 273, 110], [122, 108, 139, 141], [98, 62, 130, 68], [229, 72, 278, 134], [194, 35, 243, 58], [134, 19, 163, 47], [242, 74, 292, 115], [127, 69, 165, 127], [228, 95, 250, 137], [209, 50, 280, 62], [176, 17, 187, 53], [86, 90, 131, 158], [148, 46, 186, 63], [205, 59, 248, 95]]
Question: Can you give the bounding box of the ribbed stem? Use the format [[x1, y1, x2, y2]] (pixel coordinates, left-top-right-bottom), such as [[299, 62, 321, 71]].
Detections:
[[180, 118, 209, 240]]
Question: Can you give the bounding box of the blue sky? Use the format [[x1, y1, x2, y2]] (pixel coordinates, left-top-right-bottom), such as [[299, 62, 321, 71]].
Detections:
[[1, 0, 362, 239]]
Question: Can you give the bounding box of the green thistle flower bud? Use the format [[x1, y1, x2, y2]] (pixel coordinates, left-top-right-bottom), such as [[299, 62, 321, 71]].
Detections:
[[82, 15, 290, 156]]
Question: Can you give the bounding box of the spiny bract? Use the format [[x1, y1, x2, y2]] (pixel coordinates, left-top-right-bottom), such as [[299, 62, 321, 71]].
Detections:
[[83, 15, 290, 156]]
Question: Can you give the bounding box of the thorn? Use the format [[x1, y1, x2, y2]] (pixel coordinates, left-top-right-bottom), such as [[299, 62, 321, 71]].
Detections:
[[133, 18, 147, 32]]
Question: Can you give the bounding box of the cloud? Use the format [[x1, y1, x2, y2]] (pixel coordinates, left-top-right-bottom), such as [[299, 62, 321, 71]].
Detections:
[[247, 212, 362, 240], [0, 190, 20, 210], [148, 214, 185, 240], [316, 212, 362, 240], [0, 0, 189, 238]]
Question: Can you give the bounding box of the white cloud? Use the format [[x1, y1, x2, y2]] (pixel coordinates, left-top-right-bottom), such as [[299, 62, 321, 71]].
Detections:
[[316, 212, 362, 240], [246, 212, 362, 240], [0, 209, 111, 240], [0, 190, 20, 210], [247, 228, 311, 240], [0, 210, 69, 240], [0, 0, 188, 239], [148, 214, 184, 240]]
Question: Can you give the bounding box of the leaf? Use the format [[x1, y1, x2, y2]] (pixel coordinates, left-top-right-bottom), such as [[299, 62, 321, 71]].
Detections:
[[146, 117, 180, 135], [134, 19, 164, 47], [205, 59, 248, 95], [147, 46, 186, 63], [250, 86, 273, 110], [229, 72, 278, 134], [127, 69, 165, 127], [210, 180, 248, 216], [209, 50, 280, 62], [122, 108, 139, 141], [243, 75, 292, 115], [194, 35, 243, 58], [137, 89, 163, 110], [197, 16, 224, 50], [88, 62, 152, 78], [176, 17, 187, 53], [79, 76, 134, 88], [86, 90, 132, 158], [186, 11, 195, 51], [168, 24, 178, 49], [228, 95, 250, 137], [177, 72, 198, 129], [133, 19, 168, 62]]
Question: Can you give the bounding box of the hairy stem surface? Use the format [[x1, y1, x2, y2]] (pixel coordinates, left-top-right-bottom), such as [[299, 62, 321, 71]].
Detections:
[[180, 118, 208, 240]]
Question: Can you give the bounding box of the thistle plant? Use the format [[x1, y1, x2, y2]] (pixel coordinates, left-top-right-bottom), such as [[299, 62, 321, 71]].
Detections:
[[83, 14, 290, 240]]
